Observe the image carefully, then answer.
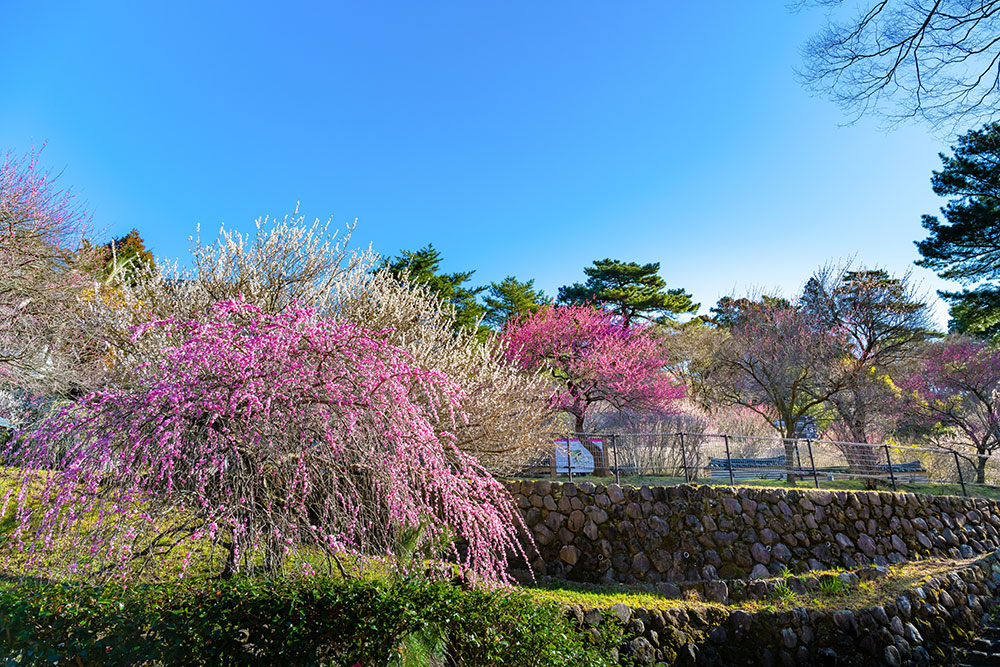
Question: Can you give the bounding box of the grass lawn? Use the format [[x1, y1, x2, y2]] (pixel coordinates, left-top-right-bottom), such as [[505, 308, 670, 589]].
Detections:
[[524, 557, 972, 614], [511, 473, 1000, 501]]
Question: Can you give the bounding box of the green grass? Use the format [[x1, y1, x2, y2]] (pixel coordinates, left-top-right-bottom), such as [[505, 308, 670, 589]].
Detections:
[[523, 557, 971, 614], [512, 473, 1000, 500], [0, 467, 388, 584]]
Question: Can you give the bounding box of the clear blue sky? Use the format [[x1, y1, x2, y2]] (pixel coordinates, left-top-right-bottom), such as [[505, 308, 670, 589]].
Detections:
[[2, 2, 959, 326]]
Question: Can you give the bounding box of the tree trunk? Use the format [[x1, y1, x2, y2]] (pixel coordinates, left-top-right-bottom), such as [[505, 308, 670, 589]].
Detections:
[[221, 540, 238, 579], [263, 533, 284, 576], [781, 423, 797, 485], [843, 414, 880, 490], [575, 414, 610, 477], [977, 452, 988, 485]]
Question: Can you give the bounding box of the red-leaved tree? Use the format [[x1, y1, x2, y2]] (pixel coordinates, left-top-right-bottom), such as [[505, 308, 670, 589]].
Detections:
[[501, 305, 683, 475], [2, 300, 528, 582], [903, 337, 1000, 484]]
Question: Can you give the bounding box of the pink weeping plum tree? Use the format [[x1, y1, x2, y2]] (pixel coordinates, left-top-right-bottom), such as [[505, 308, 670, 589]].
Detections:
[[2, 300, 528, 582], [501, 305, 683, 476]]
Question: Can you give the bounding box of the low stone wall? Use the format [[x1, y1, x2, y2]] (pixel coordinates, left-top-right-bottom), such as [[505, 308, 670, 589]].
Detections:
[[570, 550, 1000, 666], [509, 481, 1000, 584]]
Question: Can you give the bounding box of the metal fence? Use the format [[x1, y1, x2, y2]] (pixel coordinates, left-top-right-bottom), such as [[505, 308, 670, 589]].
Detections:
[[526, 432, 999, 497]]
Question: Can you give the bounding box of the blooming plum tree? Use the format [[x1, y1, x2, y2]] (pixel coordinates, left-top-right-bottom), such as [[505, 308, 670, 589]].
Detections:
[[88, 214, 552, 473], [0, 147, 100, 396], [903, 337, 1000, 484], [332, 268, 553, 473], [702, 297, 849, 481], [501, 305, 683, 475], [3, 300, 528, 582]]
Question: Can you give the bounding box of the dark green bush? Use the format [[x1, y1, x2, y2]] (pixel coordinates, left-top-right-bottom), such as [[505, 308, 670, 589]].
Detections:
[[0, 576, 621, 666]]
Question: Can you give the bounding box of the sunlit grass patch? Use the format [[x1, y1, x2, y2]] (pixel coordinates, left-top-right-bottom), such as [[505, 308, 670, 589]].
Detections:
[[511, 473, 1000, 500], [521, 557, 974, 615]]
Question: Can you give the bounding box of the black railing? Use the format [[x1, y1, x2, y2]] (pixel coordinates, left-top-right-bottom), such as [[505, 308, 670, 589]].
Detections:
[[525, 432, 999, 497]]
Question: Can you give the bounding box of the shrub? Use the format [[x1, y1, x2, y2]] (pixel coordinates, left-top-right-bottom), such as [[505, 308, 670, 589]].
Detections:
[[0, 577, 621, 667]]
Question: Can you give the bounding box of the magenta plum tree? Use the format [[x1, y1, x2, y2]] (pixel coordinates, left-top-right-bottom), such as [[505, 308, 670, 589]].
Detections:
[[3, 300, 528, 582], [501, 305, 683, 475]]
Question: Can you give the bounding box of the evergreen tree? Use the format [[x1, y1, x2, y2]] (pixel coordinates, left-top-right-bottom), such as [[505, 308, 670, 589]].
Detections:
[[103, 229, 153, 284], [557, 258, 698, 327], [482, 276, 547, 329], [916, 122, 1000, 339], [800, 269, 929, 344], [385, 244, 485, 331]]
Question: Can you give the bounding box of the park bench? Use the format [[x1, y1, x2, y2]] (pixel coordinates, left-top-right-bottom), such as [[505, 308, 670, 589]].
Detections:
[[708, 456, 928, 483], [708, 455, 790, 480], [820, 461, 929, 483]]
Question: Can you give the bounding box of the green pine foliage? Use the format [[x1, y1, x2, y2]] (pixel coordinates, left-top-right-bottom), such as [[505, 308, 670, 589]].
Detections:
[[103, 228, 154, 284], [385, 244, 486, 332], [558, 258, 698, 327], [709, 295, 791, 328], [916, 122, 1000, 339], [482, 276, 548, 329]]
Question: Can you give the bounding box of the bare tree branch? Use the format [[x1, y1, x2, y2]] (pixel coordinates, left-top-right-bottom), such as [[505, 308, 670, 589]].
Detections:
[[801, 0, 1000, 128]]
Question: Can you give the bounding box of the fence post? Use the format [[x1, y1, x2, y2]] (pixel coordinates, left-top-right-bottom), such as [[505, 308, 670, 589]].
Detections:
[[794, 440, 804, 483], [883, 443, 897, 492], [953, 451, 968, 497], [567, 436, 573, 482], [612, 434, 621, 486], [724, 434, 735, 487], [679, 432, 690, 484], [806, 439, 819, 489], [550, 438, 557, 479]]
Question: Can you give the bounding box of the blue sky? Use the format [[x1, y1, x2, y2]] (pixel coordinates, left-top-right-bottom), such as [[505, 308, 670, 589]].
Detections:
[[2, 2, 959, 326]]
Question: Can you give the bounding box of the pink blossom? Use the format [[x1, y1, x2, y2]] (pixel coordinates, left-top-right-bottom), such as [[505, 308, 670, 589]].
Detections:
[[4, 299, 528, 582], [500, 305, 682, 473]]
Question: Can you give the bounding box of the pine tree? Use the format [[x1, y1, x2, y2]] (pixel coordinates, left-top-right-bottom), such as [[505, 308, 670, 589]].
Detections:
[[102, 229, 154, 284], [709, 295, 791, 328], [916, 122, 1000, 339], [557, 258, 698, 327], [482, 276, 547, 329], [385, 245, 485, 332]]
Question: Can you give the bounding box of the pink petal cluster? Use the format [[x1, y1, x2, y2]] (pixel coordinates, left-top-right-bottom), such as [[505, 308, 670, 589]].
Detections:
[[2, 299, 527, 582], [0, 147, 93, 390], [500, 305, 683, 425], [902, 337, 1000, 447]]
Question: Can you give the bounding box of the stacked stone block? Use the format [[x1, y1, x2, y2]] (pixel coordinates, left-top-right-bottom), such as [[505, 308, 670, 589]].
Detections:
[[508, 481, 1000, 584]]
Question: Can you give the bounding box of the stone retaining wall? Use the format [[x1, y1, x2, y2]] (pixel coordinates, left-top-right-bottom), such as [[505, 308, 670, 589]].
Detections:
[[509, 481, 1000, 584], [571, 549, 1000, 666]]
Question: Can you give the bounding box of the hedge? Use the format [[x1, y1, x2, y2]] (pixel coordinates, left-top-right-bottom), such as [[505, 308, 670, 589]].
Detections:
[[0, 576, 622, 666]]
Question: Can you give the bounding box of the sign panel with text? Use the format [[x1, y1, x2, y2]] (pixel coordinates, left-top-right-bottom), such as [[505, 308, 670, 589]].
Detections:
[[553, 438, 602, 474]]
